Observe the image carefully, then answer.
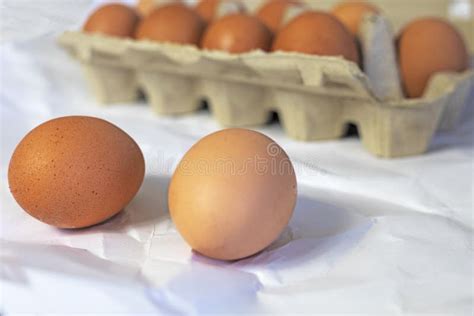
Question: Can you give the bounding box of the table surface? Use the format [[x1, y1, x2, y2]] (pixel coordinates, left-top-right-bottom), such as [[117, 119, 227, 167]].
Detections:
[[1, 1, 473, 315]]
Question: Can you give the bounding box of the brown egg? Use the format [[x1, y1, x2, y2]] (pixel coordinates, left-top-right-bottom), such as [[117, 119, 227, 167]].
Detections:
[[137, 0, 157, 16], [331, 1, 379, 36], [83, 3, 140, 38], [195, 0, 245, 23], [256, 0, 302, 33], [169, 128, 297, 260], [273, 11, 359, 64], [135, 3, 205, 45], [398, 17, 469, 98], [8, 116, 145, 229], [195, 0, 220, 23], [137, 0, 182, 16], [201, 13, 272, 53]]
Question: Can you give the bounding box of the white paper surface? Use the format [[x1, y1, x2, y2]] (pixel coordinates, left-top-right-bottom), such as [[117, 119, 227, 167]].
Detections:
[[1, 1, 473, 314]]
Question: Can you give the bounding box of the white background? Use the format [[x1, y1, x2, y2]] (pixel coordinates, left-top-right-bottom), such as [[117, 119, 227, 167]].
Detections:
[[1, 0, 473, 314]]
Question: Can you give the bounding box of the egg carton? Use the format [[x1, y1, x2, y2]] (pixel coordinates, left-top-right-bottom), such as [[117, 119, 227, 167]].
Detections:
[[58, 14, 473, 158]]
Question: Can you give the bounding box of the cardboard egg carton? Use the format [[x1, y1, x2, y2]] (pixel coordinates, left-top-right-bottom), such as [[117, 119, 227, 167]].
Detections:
[[58, 13, 473, 158]]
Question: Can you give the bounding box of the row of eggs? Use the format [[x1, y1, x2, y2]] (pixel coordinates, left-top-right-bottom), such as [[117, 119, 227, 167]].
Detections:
[[83, 0, 469, 98], [84, 1, 358, 61]]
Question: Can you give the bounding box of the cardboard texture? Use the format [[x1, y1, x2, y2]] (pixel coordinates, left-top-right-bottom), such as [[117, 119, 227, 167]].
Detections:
[[58, 14, 473, 158]]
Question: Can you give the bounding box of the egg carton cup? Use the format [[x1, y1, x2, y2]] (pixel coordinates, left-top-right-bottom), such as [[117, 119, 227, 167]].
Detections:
[[58, 14, 473, 158]]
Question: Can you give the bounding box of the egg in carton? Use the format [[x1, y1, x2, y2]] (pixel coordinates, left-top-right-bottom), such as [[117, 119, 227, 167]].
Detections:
[[58, 9, 473, 158]]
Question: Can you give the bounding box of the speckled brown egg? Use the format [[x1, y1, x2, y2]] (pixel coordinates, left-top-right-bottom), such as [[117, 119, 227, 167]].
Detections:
[[135, 3, 205, 45], [272, 11, 359, 64], [256, 0, 302, 33], [201, 13, 272, 53], [398, 17, 469, 98], [168, 128, 297, 261], [83, 3, 140, 38], [8, 116, 145, 229], [331, 1, 379, 36]]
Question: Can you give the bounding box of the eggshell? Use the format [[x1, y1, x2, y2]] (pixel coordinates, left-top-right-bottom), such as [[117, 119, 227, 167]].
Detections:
[[272, 11, 359, 64], [195, 0, 245, 23], [168, 128, 297, 260], [398, 17, 469, 98], [201, 13, 272, 53], [137, 0, 182, 16], [331, 1, 379, 36], [135, 3, 205, 45], [137, 0, 157, 16], [83, 3, 140, 38], [256, 0, 302, 32], [195, 0, 220, 23], [8, 116, 145, 229]]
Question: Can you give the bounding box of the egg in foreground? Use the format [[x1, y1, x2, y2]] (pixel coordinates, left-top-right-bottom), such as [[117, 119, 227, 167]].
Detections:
[[8, 116, 145, 229], [398, 17, 469, 98], [168, 128, 297, 260]]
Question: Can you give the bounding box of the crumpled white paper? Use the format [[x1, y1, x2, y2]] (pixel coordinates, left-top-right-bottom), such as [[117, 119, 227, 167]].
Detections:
[[1, 1, 473, 314]]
